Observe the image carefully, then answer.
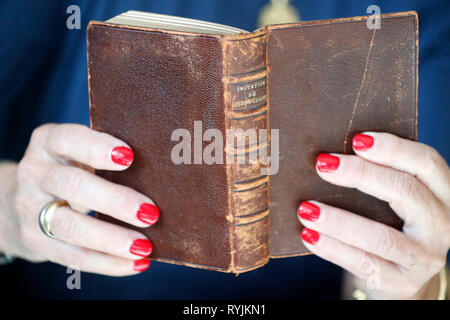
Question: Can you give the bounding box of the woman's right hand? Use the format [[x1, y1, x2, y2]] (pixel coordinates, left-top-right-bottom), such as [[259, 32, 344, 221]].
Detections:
[[0, 124, 159, 276]]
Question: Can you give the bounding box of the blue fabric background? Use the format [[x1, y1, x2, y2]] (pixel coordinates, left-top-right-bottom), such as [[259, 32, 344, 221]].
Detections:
[[0, 0, 448, 299]]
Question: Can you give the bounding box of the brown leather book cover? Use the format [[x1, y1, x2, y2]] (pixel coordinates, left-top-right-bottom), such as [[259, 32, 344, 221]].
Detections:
[[88, 11, 418, 273]]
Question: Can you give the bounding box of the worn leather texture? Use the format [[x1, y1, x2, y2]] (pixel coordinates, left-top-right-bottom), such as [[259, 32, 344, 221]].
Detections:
[[88, 11, 418, 273], [267, 12, 418, 257], [88, 22, 235, 271]]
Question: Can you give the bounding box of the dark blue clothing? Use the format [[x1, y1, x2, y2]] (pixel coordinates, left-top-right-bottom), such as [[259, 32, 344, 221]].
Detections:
[[0, 0, 448, 299]]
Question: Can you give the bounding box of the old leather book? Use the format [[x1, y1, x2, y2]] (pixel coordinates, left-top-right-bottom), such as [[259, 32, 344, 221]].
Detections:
[[88, 11, 418, 273]]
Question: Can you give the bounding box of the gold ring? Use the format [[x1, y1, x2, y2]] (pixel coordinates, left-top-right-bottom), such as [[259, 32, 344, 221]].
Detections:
[[38, 200, 69, 239]]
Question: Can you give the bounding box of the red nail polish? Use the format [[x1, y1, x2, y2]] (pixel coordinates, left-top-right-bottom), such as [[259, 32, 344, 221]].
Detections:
[[301, 228, 320, 245], [130, 239, 153, 257], [133, 259, 150, 272], [111, 146, 134, 166], [352, 134, 374, 151], [137, 203, 160, 225], [316, 153, 340, 172], [298, 201, 320, 222]]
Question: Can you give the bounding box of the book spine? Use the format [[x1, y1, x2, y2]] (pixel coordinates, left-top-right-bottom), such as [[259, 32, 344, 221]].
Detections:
[[222, 31, 270, 274]]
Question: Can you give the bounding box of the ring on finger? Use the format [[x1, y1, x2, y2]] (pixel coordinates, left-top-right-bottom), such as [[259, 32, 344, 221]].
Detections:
[[38, 200, 70, 239]]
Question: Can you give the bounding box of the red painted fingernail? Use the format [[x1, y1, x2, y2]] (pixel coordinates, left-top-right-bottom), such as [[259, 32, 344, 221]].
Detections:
[[301, 228, 320, 245], [352, 133, 374, 151], [133, 259, 150, 272], [137, 203, 160, 225], [298, 201, 320, 222], [111, 146, 134, 166], [316, 153, 340, 172], [130, 239, 153, 257]]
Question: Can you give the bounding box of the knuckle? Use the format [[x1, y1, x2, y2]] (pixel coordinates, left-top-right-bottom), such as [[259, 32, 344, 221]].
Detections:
[[403, 248, 422, 269], [348, 156, 368, 182], [371, 226, 395, 255], [106, 186, 134, 213], [51, 210, 78, 240], [352, 251, 374, 276], [392, 172, 419, 201], [46, 166, 85, 196]]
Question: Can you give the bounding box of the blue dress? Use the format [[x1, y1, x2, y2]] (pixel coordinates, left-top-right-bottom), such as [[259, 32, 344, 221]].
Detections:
[[0, 0, 448, 299]]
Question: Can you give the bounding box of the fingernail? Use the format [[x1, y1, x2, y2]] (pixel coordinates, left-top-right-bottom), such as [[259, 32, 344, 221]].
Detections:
[[316, 153, 340, 172], [111, 146, 134, 166], [298, 201, 320, 222], [133, 259, 150, 272], [130, 239, 153, 257], [352, 133, 374, 151], [301, 228, 320, 245], [137, 203, 160, 225]]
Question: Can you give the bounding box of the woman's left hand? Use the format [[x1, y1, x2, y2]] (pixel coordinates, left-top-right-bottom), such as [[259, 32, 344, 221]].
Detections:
[[297, 132, 450, 299]]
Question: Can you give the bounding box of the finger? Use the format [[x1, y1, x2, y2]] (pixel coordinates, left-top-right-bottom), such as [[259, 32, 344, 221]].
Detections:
[[42, 165, 160, 228], [46, 240, 150, 276], [32, 123, 135, 170], [315, 153, 443, 225], [297, 201, 433, 269], [352, 132, 450, 205], [50, 206, 153, 259], [300, 228, 417, 297]]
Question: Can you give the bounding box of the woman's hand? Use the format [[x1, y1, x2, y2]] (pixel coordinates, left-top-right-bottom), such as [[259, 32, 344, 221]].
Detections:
[[297, 132, 450, 299], [0, 124, 159, 276]]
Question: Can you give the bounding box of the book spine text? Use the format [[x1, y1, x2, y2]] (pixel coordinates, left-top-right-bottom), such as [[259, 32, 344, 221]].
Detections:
[[222, 31, 270, 274]]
